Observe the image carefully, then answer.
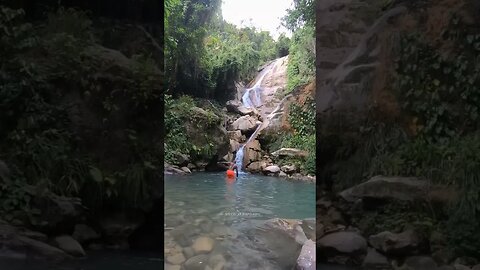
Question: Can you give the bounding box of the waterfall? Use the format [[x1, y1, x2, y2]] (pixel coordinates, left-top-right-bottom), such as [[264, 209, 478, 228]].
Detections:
[[235, 63, 274, 171]]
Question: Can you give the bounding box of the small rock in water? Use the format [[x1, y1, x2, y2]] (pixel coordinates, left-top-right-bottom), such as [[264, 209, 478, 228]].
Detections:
[[166, 252, 186, 265], [192, 236, 215, 254], [183, 247, 195, 259], [184, 254, 210, 270], [54, 235, 86, 257], [209, 254, 227, 269], [181, 167, 192, 173], [165, 264, 181, 270]]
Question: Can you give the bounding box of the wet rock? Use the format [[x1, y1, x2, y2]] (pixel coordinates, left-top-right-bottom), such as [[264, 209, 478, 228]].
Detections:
[[227, 130, 243, 142], [20, 230, 47, 242], [472, 265, 480, 270], [369, 230, 422, 256], [165, 264, 181, 270], [183, 247, 195, 259], [173, 152, 190, 166], [229, 139, 240, 152], [296, 239, 315, 270], [263, 165, 281, 175], [166, 252, 186, 265], [54, 235, 86, 257], [453, 264, 471, 270], [318, 231, 367, 264], [279, 171, 287, 177], [18, 235, 71, 260], [281, 164, 297, 174], [99, 213, 143, 249], [231, 116, 258, 133], [226, 100, 254, 116], [393, 256, 437, 270], [264, 218, 307, 244], [246, 161, 267, 172], [244, 139, 263, 165], [192, 236, 214, 254], [165, 163, 187, 174], [184, 254, 210, 270], [362, 248, 391, 270], [339, 176, 455, 204], [72, 224, 100, 244], [301, 218, 315, 240], [181, 167, 192, 174], [271, 148, 308, 158], [208, 254, 226, 270]]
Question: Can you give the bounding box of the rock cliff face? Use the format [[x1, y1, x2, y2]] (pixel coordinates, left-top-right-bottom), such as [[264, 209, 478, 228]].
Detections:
[[316, 0, 476, 187]]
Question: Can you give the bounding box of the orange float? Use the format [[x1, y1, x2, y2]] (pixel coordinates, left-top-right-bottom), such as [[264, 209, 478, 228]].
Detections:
[[226, 169, 235, 178]]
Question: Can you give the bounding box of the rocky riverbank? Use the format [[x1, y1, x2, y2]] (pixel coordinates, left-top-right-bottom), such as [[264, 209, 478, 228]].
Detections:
[[316, 176, 480, 270]]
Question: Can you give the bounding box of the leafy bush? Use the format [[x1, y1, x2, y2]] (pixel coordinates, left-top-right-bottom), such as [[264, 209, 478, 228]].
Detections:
[[286, 25, 315, 92], [0, 6, 163, 219]]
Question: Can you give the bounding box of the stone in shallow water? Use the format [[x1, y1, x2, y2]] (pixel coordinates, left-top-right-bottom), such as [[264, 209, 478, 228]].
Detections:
[[362, 248, 391, 270], [165, 264, 181, 270], [192, 236, 215, 254], [184, 254, 210, 270], [54, 235, 86, 257], [166, 252, 186, 265], [296, 239, 316, 270], [209, 254, 226, 270], [183, 247, 195, 259]]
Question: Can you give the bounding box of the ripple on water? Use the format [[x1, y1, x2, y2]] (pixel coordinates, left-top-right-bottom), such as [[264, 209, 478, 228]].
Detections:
[[165, 172, 315, 270]]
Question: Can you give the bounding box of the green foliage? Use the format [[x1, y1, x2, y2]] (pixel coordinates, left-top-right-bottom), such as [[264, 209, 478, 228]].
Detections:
[[286, 25, 315, 92], [282, 0, 315, 31], [276, 98, 316, 175], [395, 17, 480, 141], [357, 201, 437, 238], [288, 98, 315, 136], [0, 6, 163, 219], [275, 33, 291, 57], [164, 94, 222, 163]]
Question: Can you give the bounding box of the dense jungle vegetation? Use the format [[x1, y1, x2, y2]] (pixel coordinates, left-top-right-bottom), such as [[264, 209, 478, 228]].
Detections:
[[0, 1, 164, 228], [164, 0, 316, 173]]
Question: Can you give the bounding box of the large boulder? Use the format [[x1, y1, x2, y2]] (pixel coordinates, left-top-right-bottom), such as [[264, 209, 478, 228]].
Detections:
[[264, 218, 308, 245], [393, 256, 438, 270], [0, 223, 70, 261], [72, 224, 100, 244], [231, 116, 259, 134], [54, 235, 86, 257], [281, 164, 297, 174], [271, 148, 308, 158], [362, 248, 392, 270], [317, 231, 367, 264], [226, 100, 254, 115], [263, 165, 281, 176], [339, 176, 455, 204], [243, 139, 263, 165], [369, 230, 423, 256]]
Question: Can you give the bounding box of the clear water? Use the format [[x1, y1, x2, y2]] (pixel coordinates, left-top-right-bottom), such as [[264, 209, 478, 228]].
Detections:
[[164, 172, 315, 270]]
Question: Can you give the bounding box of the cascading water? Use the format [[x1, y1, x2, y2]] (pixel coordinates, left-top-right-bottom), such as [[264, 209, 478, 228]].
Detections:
[[235, 64, 274, 172]]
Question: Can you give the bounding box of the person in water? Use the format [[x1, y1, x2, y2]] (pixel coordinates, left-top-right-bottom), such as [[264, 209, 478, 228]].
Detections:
[[229, 162, 239, 177]]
